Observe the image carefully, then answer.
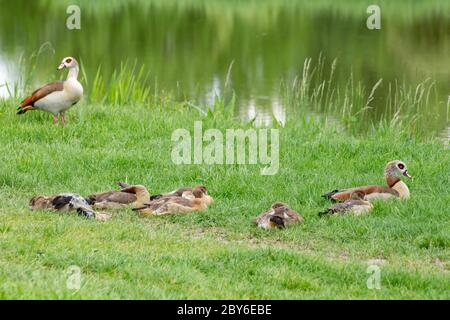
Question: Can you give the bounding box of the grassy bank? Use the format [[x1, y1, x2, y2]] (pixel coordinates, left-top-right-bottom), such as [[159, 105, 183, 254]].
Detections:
[[0, 98, 448, 299]]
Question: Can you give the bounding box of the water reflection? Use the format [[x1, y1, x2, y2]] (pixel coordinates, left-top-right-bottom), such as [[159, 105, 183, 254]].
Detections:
[[0, 0, 448, 136], [0, 55, 17, 98]]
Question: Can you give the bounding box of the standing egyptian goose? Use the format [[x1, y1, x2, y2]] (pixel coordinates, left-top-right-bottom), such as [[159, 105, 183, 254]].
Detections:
[[253, 203, 303, 229], [17, 57, 83, 125], [29, 193, 111, 221], [319, 191, 373, 217], [322, 160, 412, 201]]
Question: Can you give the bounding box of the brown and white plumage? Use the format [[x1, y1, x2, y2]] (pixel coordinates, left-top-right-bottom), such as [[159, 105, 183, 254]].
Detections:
[[319, 191, 373, 217], [121, 185, 211, 216], [150, 185, 214, 205], [86, 182, 139, 210], [86, 182, 203, 210], [253, 203, 303, 229], [17, 57, 83, 125], [322, 160, 412, 201], [29, 193, 111, 221]]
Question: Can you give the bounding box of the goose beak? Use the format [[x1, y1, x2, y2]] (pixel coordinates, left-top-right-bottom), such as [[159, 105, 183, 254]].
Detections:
[[403, 170, 412, 179], [57, 63, 65, 70]]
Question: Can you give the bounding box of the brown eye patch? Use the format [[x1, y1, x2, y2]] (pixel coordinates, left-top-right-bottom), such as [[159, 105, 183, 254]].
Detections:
[[398, 163, 405, 170], [65, 58, 72, 63]]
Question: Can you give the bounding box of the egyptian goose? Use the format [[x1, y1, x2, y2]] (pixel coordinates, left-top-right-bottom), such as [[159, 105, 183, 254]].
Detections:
[[253, 203, 303, 229], [319, 191, 373, 217], [150, 185, 214, 205], [86, 182, 139, 210], [29, 193, 111, 221], [322, 160, 412, 201], [17, 57, 83, 125], [121, 185, 210, 216]]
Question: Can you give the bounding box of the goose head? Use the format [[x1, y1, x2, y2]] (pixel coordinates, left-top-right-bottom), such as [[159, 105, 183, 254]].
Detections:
[[192, 185, 214, 205], [271, 202, 294, 224], [271, 202, 289, 212], [57, 57, 78, 70], [266, 203, 299, 229], [385, 160, 412, 179], [29, 195, 52, 210]]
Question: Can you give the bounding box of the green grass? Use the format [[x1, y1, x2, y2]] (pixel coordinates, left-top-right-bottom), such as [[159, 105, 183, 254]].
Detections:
[[0, 98, 448, 299]]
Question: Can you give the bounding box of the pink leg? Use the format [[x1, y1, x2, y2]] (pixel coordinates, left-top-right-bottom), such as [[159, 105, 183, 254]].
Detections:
[[61, 113, 66, 126], [53, 115, 59, 124]]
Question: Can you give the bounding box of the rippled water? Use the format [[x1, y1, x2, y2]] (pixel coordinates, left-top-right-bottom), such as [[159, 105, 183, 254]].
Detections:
[[0, 0, 448, 136]]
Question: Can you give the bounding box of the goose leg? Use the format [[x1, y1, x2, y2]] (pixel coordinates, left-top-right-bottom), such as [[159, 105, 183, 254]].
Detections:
[[60, 113, 66, 126], [53, 115, 59, 124]]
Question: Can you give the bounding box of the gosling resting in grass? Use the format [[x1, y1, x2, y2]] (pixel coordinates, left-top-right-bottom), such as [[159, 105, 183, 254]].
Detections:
[[17, 57, 83, 125], [253, 203, 303, 230], [319, 191, 373, 217], [29, 193, 111, 221], [322, 160, 412, 201]]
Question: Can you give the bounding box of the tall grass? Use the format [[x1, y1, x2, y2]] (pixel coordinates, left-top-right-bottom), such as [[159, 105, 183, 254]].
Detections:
[[282, 56, 444, 136], [0, 97, 449, 299], [89, 61, 151, 106], [1, 53, 446, 138]]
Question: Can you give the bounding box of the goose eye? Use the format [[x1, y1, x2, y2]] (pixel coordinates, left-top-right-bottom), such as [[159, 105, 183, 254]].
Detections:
[[65, 58, 72, 63], [398, 163, 405, 170]]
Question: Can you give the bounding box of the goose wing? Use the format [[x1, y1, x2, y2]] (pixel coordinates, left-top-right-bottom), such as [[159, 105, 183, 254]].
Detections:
[[119, 185, 151, 207], [322, 185, 399, 201], [17, 81, 64, 114], [88, 190, 137, 204]]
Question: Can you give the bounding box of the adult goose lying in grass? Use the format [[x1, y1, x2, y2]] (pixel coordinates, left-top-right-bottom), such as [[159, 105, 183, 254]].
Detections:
[[253, 203, 303, 229], [29, 193, 111, 221], [319, 191, 373, 217], [17, 57, 83, 125], [150, 185, 214, 205], [322, 160, 412, 201], [120, 185, 211, 216], [86, 182, 139, 210]]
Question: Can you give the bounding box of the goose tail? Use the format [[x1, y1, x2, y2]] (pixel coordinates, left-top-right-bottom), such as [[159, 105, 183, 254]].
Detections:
[[76, 207, 95, 219], [17, 105, 34, 115], [117, 181, 131, 189], [318, 209, 331, 217], [322, 189, 340, 200], [132, 206, 148, 211]]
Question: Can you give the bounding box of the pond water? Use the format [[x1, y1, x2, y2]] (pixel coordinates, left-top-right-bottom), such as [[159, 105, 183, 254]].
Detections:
[[0, 0, 448, 137]]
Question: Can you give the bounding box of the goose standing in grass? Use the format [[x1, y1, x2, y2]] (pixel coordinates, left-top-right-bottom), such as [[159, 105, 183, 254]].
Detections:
[[319, 191, 373, 217], [29, 193, 111, 221], [120, 184, 211, 216], [253, 203, 303, 229], [17, 57, 83, 125], [322, 160, 412, 201]]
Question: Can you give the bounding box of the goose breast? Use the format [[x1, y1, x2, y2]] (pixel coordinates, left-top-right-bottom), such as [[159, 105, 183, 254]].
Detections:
[[34, 79, 83, 115]]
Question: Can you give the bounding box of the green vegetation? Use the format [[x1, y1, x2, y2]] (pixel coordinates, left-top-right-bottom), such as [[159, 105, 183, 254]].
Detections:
[[0, 93, 448, 298], [0, 0, 448, 300], [1, 0, 448, 135]]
